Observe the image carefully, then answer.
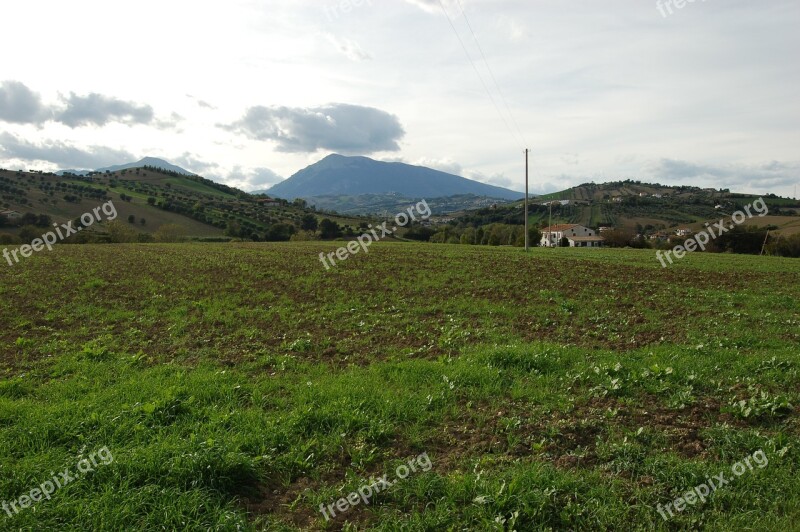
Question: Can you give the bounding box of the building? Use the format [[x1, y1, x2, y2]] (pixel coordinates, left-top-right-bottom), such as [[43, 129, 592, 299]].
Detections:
[[541, 224, 604, 248], [676, 228, 694, 237], [0, 210, 21, 220]]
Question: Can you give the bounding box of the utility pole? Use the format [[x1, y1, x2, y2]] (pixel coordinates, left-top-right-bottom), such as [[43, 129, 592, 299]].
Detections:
[[548, 200, 553, 247], [524, 149, 529, 251]]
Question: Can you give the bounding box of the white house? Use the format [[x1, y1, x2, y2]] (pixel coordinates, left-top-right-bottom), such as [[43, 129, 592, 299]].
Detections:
[[0, 210, 21, 220], [541, 224, 605, 248], [676, 228, 694, 237]]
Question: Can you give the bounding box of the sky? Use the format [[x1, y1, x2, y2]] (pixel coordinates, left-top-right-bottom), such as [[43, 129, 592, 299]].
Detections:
[[1, 0, 798, 198]]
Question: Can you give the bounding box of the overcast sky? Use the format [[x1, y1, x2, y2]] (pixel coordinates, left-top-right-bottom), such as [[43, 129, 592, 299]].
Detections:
[[1, 0, 798, 197]]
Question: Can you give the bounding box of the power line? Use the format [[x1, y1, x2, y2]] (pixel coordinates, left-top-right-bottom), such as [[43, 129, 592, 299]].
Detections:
[[436, 0, 525, 150], [454, 0, 528, 148]]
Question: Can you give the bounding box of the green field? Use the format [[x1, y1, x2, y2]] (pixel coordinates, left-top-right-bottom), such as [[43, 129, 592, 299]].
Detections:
[[1, 243, 798, 530]]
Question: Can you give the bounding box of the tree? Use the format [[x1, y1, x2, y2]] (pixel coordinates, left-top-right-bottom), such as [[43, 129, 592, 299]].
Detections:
[[225, 220, 242, 238], [560, 236, 570, 247], [0, 214, 7, 228], [265, 223, 295, 242], [405, 225, 437, 242], [36, 214, 53, 227], [460, 227, 477, 245], [128, 215, 136, 224], [603, 229, 636, 248], [528, 226, 542, 247], [300, 214, 318, 231], [20, 213, 39, 226], [140, 218, 146, 226], [318, 218, 342, 239], [147, 197, 156, 205]]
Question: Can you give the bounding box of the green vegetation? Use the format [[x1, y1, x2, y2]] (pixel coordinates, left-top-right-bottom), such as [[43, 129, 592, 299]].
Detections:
[[0, 243, 798, 530], [0, 168, 370, 244]]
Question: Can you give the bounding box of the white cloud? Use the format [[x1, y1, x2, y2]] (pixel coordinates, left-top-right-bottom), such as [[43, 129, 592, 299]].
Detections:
[[221, 103, 405, 154], [0, 132, 136, 169]]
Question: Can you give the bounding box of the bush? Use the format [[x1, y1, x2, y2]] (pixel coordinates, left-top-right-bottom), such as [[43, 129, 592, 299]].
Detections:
[[153, 224, 188, 243], [18, 225, 42, 242], [290, 231, 318, 241], [265, 223, 295, 242], [768, 233, 800, 258], [107, 220, 139, 243], [0, 233, 20, 245]]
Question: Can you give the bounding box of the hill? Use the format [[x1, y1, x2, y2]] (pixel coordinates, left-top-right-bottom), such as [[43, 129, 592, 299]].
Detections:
[[264, 154, 523, 203], [455, 180, 800, 238], [0, 165, 368, 243]]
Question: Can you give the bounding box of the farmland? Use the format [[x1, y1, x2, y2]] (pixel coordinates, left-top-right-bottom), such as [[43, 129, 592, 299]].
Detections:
[[0, 243, 798, 530]]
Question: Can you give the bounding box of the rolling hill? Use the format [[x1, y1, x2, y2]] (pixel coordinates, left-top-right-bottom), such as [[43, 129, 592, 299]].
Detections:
[[0, 165, 367, 243], [264, 154, 524, 202], [454, 180, 800, 237]]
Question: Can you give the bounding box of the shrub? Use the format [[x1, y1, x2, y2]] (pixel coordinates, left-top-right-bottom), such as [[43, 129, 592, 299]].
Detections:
[[153, 224, 188, 243]]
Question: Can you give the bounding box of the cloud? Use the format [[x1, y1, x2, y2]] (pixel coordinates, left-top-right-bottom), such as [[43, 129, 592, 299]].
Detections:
[[155, 112, 185, 130], [324, 34, 373, 61], [171, 152, 220, 174], [0, 132, 136, 169], [222, 103, 405, 154], [0, 80, 48, 124], [187, 94, 217, 109], [644, 158, 800, 192], [216, 166, 284, 191], [0, 81, 177, 129], [415, 157, 463, 175], [56, 92, 154, 128], [468, 170, 515, 190]]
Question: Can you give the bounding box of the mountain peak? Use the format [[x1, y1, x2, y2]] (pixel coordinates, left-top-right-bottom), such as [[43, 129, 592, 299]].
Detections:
[[94, 158, 196, 176], [267, 155, 522, 201]]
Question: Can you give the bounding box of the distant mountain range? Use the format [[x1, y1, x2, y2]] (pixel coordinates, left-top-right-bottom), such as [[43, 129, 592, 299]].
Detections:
[[59, 157, 195, 177], [261, 154, 523, 201]]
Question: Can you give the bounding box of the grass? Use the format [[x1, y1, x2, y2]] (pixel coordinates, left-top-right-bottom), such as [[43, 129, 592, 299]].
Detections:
[[0, 243, 798, 530]]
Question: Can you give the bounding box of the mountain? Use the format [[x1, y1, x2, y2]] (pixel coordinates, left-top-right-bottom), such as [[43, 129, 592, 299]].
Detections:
[[96, 157, 196, 175], [59, 157, 195, 176], [265, 154, 523, 201]]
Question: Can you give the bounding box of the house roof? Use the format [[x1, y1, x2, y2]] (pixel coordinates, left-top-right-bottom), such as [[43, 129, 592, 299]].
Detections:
[[542, 224, 580, 232], [569, 236, 605, 242]]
